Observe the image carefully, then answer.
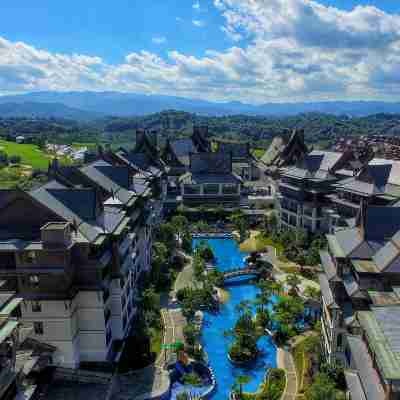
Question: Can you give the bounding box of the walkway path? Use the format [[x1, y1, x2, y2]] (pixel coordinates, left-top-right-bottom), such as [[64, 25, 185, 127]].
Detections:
[[277, 348, 298, 400], [263, 246, 320, 295]]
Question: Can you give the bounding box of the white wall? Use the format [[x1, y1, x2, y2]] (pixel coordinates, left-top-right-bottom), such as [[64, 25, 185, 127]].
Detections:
[[22, 290, 108, 368]]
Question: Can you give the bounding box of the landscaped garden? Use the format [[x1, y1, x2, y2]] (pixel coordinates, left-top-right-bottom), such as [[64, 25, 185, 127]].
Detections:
[[121, 210, 339, 400]]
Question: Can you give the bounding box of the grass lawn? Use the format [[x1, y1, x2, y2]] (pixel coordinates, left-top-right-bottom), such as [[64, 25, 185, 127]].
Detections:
[[293, 339, 308, 395], [0, 140, 51, 169], [239, 231, 286, 254], [150, 326, 162, 355], [252, 148, 266, 159]]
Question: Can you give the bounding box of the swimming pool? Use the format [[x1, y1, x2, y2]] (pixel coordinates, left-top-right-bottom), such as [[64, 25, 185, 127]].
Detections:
[[192, 237, 249, 272], [193, 237, 277, 400]]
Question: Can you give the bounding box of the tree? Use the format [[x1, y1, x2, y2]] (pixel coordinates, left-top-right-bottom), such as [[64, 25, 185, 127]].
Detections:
[[142, 286, 160, 312], [156, 222, 176, 254], [255, 280, 271, 312], [285, 274, 302, 295], [235, 375, 252, 397], [305, 373, 337, 400], [171, 215, 189, 240], [9, 155, 21, 164], [229, 211, 249, 243], [304, 286, 320, 300], [0, 151, 8, 165]]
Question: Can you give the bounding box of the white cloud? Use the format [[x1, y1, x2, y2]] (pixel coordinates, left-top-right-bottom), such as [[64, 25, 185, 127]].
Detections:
[[2, 1, 400, 103], [192, 19, 205, 27], [152, 36, 167, 45], [193, 1, 200, 10]]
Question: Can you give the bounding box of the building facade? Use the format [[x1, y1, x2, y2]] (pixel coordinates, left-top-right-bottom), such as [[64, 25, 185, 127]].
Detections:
[[319, 203, 400, 399]]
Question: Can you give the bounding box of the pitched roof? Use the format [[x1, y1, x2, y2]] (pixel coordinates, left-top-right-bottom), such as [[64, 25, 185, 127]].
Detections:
[[318, 273, 338, 308], [344, 371, 366, 400], [217, 142, 251, 160], [80, 160, 137, 206], [284, 151, 344, 181], [190, 152, 232, 174], [358, 307, 400, 381], [346, 334, 385, 399], [338, 158, 400, 198], [30, 181, 125, 242]]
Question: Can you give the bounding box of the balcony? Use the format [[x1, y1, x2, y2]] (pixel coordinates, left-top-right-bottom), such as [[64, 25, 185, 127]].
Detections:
[[280, 203, 298, 214], [119, 235, 132, 257]]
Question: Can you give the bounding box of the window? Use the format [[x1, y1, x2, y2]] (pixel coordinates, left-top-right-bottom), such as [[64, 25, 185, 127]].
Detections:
[[32, 301, 41, 312], [24, 251, 37, 264], [33, 322, 43, 335], [29, 275, 39, 288]]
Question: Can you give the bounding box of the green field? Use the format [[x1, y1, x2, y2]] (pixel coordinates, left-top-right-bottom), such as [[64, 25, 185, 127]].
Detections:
[[0, 140, 51, 169], [252, 148, 266, 159]]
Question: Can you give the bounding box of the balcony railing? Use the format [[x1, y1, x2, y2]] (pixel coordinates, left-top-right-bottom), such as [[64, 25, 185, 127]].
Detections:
[[119, 235, 132, 257]]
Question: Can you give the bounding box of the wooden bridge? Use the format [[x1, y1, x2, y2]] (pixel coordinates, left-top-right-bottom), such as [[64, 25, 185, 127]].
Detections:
[[222, 267, 261, 284]]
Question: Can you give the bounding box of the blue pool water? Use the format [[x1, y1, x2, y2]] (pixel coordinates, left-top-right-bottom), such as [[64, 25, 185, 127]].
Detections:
[[193, 237, 277, 400], [193, 237, 250, 272]]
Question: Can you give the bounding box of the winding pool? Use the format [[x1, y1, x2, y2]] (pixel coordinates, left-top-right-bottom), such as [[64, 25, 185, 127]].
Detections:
[[193, 237, 277, 400]]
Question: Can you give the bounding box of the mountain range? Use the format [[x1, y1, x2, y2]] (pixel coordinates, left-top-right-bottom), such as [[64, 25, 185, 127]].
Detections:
[[1, 91, 400, 119]]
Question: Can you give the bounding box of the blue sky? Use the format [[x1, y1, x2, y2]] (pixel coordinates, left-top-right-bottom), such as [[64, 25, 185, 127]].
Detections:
[[0, 1, 239, 63], [1, 0, 400, 103]]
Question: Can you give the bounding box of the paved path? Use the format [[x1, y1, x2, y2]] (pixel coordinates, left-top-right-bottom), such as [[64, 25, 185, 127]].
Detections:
[[262, 246, 320, 295], [278, 348, 298, 400]]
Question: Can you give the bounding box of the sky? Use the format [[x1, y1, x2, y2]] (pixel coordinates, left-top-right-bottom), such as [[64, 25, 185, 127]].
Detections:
[[1, 0, 400, 104]]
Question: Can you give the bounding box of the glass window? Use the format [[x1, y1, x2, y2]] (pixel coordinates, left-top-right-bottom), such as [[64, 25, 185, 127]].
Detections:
[[34, 322, 43, 335], [32, 301, 41, 312], [203, 184, 219, 195]]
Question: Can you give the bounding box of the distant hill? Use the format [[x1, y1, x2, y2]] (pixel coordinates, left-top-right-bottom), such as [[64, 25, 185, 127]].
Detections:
[[1, 91, 400, 118], [0, 101, 102, 120]]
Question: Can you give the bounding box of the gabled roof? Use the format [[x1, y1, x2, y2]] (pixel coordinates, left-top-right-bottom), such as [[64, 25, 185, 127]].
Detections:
[[30, 181, 125, 242], [337, 158, 400, 198], [80, 160, 137, 206], [284, 150, 344, 181], [163, 128, 210, 168], [327, 205, 400, 261], [261, 129, 308, 167], [217, 141, 251, 160], [190, 152, 232, 174], [358, 307, 400, 381], [346, 334, 385, 399]]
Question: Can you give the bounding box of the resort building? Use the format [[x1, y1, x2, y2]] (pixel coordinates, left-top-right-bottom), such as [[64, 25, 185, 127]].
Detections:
[[0, 288, 54, 400], [276, 150, 358, 233], [178, 152, 243, 208], [319, 203, 400, 400], [329, 157, 400, 220], [260, 129, 309, 172], [0, 153, 162, 369], [216, 141, 260, 181], [161, 126, 211, 176]]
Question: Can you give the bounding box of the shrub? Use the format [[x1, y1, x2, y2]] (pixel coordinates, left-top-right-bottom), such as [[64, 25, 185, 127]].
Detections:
[[9, 155, 21, 164]]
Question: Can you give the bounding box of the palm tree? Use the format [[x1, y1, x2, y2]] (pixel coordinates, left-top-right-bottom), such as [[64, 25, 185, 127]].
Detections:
[[235, 375, 252, 398], [285, 273, 301, 295]]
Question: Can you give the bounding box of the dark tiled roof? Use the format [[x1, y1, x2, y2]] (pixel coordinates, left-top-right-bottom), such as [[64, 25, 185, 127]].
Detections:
[[284, 151, 344, 181], [80, 160, 137, 206], [217, 142, 250, 159], [319, 251, 339, 281], [82, 160, 130, 190], [346, 335, 385, 400], [318, 273, 337, 308], [30, 181, 125, 242], [171, 139, 196, 158], [180, 172, 242, 185], [344, 371, 366, 400], [190, 152, 231, 174]]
